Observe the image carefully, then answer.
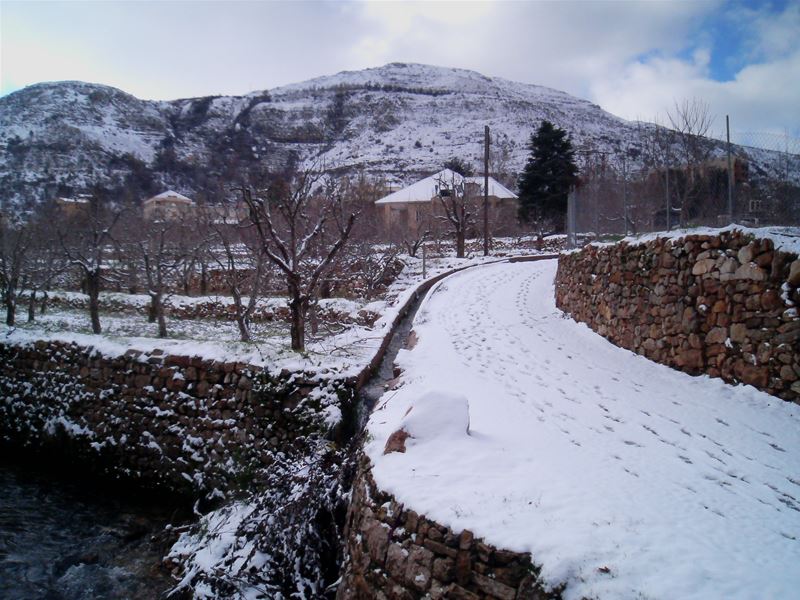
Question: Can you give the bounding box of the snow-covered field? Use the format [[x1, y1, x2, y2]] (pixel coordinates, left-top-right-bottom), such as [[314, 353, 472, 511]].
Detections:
[[366, 259, 800, 600], [1, 247, 551, 376]]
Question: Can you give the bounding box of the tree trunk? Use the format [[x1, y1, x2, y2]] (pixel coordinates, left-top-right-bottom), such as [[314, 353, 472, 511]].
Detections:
[[148, 297, 158, 323], [40, 292, 48, 315], [27, 290, 36, 323], [157, 309, 167, 338], [456, 229, 465, 258], [5, 290, 15, 327], [87, 273, 101, 334], [236, 315, 251, 343], [200, 263, 208, 296], [289, 295, 308, 352], [310, 300, 318, 336], [231, 288, 251, 343]]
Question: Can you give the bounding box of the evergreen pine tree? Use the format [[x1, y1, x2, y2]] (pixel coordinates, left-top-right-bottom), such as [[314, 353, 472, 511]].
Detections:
[[517, 121, 578, 231]]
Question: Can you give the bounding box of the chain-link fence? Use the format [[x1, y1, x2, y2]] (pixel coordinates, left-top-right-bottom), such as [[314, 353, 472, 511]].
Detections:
[[571, 123, 800, 239]]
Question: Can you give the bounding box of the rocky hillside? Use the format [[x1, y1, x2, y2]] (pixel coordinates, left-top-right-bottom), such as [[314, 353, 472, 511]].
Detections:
[[0, 63, 794, 210]]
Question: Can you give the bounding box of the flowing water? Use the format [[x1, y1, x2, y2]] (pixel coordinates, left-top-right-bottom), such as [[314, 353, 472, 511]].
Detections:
[[0, 460, 183, 600]]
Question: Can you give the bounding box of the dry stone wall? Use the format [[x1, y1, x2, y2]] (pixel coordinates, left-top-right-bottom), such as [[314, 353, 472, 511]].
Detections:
[[0, 340, 353, 495], [337, 460, 560, 600], [35, 293, 379, 327], [555, 230, 800, 402]]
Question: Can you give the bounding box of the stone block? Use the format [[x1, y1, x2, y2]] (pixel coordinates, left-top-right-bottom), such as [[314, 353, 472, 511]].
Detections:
[[737, 243, 755, 265], [404, 546, 433, 592], [385, 543, 408, 581], [788, 260, 800, 287], [472, 572, 517, 600], [432, 557, 455, 583], [734, 264, 766, 281], [705, 327, 728, 345]]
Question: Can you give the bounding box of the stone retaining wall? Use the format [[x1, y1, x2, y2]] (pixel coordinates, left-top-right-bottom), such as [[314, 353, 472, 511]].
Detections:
[[555, 230, 800, 402], [36, 293, 379, 327], [0, 341, 353, 495], [337, 460, 559, 600]]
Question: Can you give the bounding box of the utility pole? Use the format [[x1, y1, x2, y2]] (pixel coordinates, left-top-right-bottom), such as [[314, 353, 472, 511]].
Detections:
[[622, 151, 629, 236], [665, 164, 671, 232], [483, 125, 490, 256], [726, 115, 734, 222]]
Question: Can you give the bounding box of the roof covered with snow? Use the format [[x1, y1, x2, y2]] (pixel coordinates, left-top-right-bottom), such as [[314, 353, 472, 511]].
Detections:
[[375, 169, 517, 205], [145, 190, 194, 204]]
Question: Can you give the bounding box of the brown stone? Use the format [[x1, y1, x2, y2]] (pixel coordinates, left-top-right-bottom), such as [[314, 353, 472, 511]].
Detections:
[[733, 360, 769, 388], [404, 546, 433, 592], [384, 429, 410, 454], [365, 520, 390, 564], [787, 260, 800, 287], [432, 557, 455, 583], [705, 327, 728, 345], [737, 243, 755, 265], [675, 349, 704, 370], [446, 584, 480, 600], [459, 530, 474, 550], [424, 538, 458, 558], [692, 258, 716, 275], [385, 543, 408, 581], [730, 323, 748, 343], [734, 264, 767, 281], [780, 365, 798, 382], [471, 572, 517, 600], [455, 550, 472, 586]]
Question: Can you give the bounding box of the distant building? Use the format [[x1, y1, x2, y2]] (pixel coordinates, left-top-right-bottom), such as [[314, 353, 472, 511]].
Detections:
[[55, 195, 91, 218], [375, 168, 518, 234], [143, 190, 196, 221], [199, 201, 249, 226]]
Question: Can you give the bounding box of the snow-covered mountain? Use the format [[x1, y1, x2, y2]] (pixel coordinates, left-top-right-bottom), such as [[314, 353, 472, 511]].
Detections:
[[0, 63, 792, 210]]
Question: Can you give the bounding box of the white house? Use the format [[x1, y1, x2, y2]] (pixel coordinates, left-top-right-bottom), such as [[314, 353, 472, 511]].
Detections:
[[375, 169, 518, 234], [143, 190, 196, 222]]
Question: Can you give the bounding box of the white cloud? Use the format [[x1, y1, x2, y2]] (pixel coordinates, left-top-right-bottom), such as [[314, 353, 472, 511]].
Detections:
[[1, 0, 796, 136], [591, 2, 800, 136]]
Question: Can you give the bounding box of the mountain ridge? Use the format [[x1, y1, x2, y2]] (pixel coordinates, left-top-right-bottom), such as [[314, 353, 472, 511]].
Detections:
[[0, 62, 791, 210]]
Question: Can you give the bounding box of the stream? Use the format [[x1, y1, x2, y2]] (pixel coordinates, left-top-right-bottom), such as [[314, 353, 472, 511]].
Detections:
[[0, 459, 183, 600]]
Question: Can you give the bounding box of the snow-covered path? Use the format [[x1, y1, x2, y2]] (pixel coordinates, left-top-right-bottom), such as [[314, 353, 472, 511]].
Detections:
[[366, 259, 800, 600]]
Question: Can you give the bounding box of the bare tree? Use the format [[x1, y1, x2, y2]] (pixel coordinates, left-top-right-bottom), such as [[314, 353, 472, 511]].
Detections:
[[59, 198, 124, 334], [208, 220, 269, 342], [24, 219, 67, 322], [0, 216, 33, 326], [239, 167, 357, 352], [135, 220, 190, 338], [667, 98, 715, 226], [435, 171, 478, 258], [344, 240, 402, 300]]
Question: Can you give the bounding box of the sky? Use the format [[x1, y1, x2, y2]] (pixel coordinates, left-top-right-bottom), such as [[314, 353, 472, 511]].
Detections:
[[1, 0, 798, 141]]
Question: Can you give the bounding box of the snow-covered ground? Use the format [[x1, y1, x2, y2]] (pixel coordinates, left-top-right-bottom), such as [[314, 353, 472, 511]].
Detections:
[[1, 246, 554, 377], [366, 259, 800, 600]]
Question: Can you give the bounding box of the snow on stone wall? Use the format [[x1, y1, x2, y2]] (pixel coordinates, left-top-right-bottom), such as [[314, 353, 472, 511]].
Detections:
[[0, 340, 352, 495], [556, 229, 800, 402], [337, 458, 560, 600]]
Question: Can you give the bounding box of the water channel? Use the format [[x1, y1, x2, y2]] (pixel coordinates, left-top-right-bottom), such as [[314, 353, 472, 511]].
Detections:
[[0, 458, 184, 600]]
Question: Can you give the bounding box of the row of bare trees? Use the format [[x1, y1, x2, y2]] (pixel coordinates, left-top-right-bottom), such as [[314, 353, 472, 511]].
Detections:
[[0, 167, 394, 352]]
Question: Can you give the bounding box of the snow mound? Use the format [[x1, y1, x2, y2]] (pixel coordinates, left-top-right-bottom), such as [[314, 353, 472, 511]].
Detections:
[[401, 390, 470, 446]]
